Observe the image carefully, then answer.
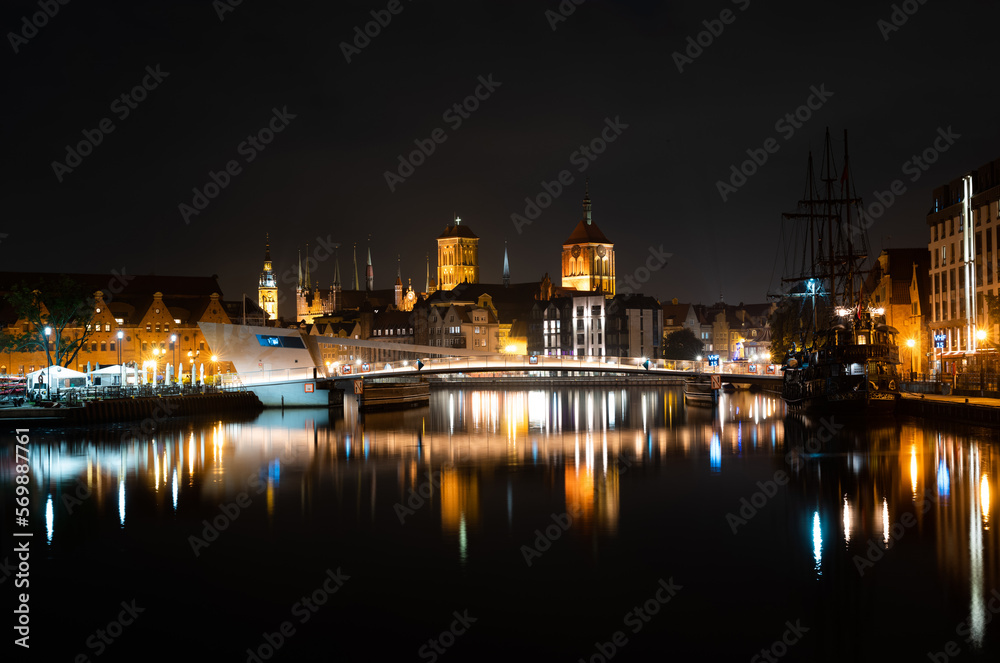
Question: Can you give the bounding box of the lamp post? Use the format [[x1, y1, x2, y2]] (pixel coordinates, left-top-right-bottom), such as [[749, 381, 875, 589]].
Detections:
[[43, 326, 52, 400], [117, 329, 124, 390], [170, 334, 177, 382], [152, 348, 160, 386], [906, 338, 915, 380]]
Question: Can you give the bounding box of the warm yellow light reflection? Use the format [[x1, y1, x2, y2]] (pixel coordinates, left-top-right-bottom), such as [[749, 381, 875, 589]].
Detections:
[[982, 474, 991, 529], [910, 444, 918, 497]]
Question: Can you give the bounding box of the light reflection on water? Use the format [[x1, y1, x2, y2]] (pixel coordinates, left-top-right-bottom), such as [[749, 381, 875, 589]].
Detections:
[[6, 386, 999, 658]]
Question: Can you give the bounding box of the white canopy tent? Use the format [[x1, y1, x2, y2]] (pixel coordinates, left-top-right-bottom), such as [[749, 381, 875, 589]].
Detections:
[[26, 366, 89, 391], [89, 364, 140, 387]]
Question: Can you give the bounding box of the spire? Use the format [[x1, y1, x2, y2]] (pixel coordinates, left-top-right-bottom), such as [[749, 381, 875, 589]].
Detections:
[[366, 244, 374, 292], [264, 232, 271, 263], [304, 242, 311, 290], [583, 178, 592, 225], [396, 254, 402, 285], [502, 241, 510, 288], [297, 249, 302, 289], [425, 253, 429, 292], [352, 243, 359, 290], [333, 247, 341, 288]]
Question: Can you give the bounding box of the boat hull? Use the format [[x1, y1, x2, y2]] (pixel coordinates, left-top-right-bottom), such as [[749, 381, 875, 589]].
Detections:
[[782, 389, 898, 415]]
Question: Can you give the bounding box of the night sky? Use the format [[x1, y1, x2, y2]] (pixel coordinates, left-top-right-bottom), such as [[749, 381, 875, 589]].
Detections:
[[3, 0, 998, 312]]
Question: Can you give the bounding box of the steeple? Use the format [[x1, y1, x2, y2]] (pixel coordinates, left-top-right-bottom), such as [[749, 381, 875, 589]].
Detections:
[[258, 233, 278, 321], [304, 242, 311, 290], [396, 255, 402, 285], [366, 244, 374, 292], [264, 233, 272, 266], [333, 247, 342, 288], [583, 178, 592, 225], [425, 253, 430, 293], [502, 241, 510, 288], [297, 249, 303, 289], [352, 243, 359, 290]]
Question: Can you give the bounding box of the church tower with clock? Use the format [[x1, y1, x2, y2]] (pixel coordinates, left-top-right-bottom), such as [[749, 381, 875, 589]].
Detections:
[[561, 183, 615, 296], [258, 234, 279, 320]]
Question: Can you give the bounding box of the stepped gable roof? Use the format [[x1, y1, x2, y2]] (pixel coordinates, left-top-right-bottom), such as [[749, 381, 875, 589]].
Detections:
[[563, 218, 611, 245]]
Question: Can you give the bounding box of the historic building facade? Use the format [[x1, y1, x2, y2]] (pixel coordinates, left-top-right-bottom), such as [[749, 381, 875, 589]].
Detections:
[[436, 217, 479, 292], [561, 185, 615, 296], [258, 235, 278, 321]]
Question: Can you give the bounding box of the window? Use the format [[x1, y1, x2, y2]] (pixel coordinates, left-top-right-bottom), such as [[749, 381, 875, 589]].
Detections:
[[155, 324, 161, 333], [200, 342, 205, 351], [110, 342, 116, 352], [577, 334, 584, 345], [105, 323, 111, 332], [100, 342, 107, 352], [577, 306, 584, 317], [142, 343, 148, 351], [576, 320, 584, 331], [91, 342, 97, 351], [146, 324, 151, 332], [591, 305, 601, 316]]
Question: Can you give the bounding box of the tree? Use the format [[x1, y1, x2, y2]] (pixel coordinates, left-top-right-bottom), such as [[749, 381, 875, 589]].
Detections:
[[662, 328, 703, 360], [2, 276, 96, 368], [768, 297, 810, 363]]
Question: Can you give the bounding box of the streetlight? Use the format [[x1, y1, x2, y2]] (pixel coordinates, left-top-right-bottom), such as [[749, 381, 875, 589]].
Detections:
[[43, 326, 52, 400], [117, 330, 124, 389], [171, 334, 177, 381], [906, 338, 915, 379], [152, 347, 160, 386]]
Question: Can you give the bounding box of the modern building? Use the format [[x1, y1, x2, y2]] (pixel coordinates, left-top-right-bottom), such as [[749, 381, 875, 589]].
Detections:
[[927, 157, 1000, 370]]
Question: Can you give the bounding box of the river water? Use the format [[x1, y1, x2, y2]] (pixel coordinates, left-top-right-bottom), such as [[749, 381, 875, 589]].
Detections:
[[4, 386, 999, 661]]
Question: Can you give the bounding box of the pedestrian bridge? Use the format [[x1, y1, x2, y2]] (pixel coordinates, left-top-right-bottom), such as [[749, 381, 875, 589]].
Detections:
[[227, 353, 782, 389]]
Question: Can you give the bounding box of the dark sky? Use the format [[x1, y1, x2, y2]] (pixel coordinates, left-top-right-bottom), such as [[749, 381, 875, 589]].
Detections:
[[3, 0, 998, 312]]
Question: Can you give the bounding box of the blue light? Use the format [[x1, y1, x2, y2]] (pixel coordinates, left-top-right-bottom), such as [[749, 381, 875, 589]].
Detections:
[[710, 434, 721, 473], [937, 459, 950, 497]]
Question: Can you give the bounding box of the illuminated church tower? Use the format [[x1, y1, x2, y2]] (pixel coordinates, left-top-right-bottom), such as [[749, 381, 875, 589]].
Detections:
[[258, 234, 278, 320], [561, 182, 615, 296], [437, 216, 479, 291]]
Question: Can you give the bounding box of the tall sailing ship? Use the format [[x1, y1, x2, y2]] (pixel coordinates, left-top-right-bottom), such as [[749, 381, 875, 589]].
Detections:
[[775, 129, 901, 414]]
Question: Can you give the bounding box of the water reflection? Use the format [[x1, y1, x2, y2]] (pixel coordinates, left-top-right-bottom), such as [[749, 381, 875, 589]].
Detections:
[[4, 387, 999, 657]]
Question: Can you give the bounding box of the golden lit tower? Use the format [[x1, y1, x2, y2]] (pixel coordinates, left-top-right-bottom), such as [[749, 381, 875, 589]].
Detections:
[[258, 233, 278, 320], [561, 182, 615, 296], [436, 216, 479, 291]]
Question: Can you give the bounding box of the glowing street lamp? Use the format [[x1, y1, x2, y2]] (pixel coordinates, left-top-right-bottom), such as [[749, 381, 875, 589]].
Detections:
[[117, 330, 124, 388], [171, 334, 177, 379], [43, 326, 52, 399]]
